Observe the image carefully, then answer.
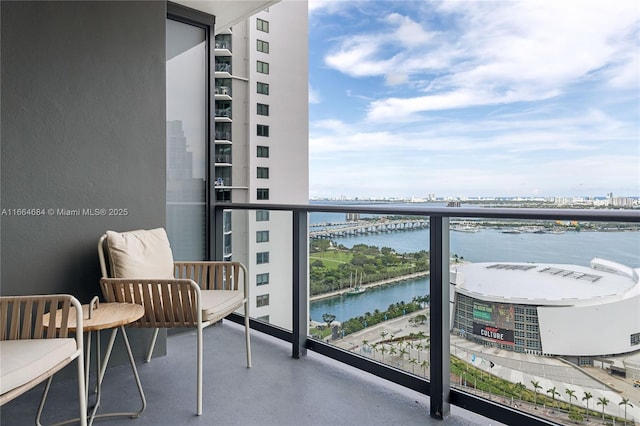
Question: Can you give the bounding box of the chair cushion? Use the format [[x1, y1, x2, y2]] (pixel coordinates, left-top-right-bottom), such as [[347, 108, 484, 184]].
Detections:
[[106, 228, 174, 279], [200, 290, 245, 323], [0, 339, 77, 395]]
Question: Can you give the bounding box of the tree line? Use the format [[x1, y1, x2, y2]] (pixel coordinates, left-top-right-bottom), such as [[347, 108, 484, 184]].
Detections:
[[309, 240, 430, 296]]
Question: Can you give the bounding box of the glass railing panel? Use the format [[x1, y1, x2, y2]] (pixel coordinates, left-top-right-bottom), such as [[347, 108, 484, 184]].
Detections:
[[448, 217, 640, 425], [229, 209, 295, 331], [308, 208, 432, 378]]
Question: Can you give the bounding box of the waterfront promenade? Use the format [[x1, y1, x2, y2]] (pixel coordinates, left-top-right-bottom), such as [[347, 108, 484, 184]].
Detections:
[[310, 271, 429, 301]]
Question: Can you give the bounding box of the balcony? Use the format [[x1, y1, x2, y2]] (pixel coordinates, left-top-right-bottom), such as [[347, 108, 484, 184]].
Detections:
[[215, 86, 232, 100], [215, 62, 232, 76], [215, 131, 232, 142], [215, 154, 232, 165], [2, 204, 638, 426], [0, 321, 490, 426], [215, 107, 232, 119]]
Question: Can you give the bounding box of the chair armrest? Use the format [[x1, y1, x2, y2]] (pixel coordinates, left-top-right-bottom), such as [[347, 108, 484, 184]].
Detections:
[[100, 278, 203, 328], [0, 294, 84, 349], [173, 261, 248, 298], [0, 294, 84, 404]]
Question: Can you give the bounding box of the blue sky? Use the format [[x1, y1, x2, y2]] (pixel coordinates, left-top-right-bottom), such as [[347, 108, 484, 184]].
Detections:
[[307, 0, 640, 199]]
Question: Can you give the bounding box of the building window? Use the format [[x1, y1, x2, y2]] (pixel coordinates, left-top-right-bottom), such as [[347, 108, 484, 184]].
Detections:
[[257, 167, 269, 179], [257, 61, 269, 74], [257, 18, 269, 33], [257, 39, 269, 53], [256, 251, 269, 264], [257, 125, 269, 137], [256, 230, 269, 243], [257, 294, 270, 307], [257, 82, 269, 95], [257, 146, 269, 158], [631, 332, 640, 346], [257, 103, 269, 116], [257, 188, 269, 200], [256, 210, 270, 221], [256, 273, 269, 286]]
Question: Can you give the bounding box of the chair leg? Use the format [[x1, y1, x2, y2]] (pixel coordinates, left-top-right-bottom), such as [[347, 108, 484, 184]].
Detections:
[[77, 349, 88, 426], [244, 301, 252, 368], [196, 323, 203, 416], [146, 328, 159, 363], [35, 376, 54, 426], [35, 356, 88, 426]]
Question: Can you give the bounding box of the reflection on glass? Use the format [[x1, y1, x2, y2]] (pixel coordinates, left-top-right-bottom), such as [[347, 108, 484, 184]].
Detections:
[[166, 19, 207, 261]]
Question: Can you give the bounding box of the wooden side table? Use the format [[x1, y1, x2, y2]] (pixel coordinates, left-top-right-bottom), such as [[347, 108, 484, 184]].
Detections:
[[44, 301, 146, 425]]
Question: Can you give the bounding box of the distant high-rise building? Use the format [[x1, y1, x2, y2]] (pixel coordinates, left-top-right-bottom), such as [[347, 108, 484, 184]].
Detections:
[[214, 1, 309, 329]]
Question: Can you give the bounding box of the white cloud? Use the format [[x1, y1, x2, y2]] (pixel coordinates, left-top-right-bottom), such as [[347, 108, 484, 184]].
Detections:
[[322, 1, 639, 121], [310, 1, 639, 198], [308, 0, 354, 17]]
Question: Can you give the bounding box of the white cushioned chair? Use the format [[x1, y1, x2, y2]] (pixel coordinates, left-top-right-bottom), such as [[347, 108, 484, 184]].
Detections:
[[0, 294, 87, 426], [98, 228, 251, 416]]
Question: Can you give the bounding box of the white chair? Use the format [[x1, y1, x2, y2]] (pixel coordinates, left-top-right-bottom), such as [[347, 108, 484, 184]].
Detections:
[[0, 294, 87, 426], [98, 228, 251, 416]]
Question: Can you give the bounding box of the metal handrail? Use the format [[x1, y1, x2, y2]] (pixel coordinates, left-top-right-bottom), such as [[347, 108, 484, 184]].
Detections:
[[221, 202, 640, 222]]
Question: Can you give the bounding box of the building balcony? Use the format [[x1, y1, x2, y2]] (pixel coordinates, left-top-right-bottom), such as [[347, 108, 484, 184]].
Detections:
[[215, 86, 232, 100], [215, 131, 232, 142], [214, 40, 232, 54], [215, 62, 231, 74], [215, 107, 232, 119], [214, 154, 232, 164], [214, 177, 231, 187]]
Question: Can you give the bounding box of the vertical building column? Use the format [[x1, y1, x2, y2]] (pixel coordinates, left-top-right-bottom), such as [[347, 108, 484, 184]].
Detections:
[[292, 209, 308, 358], [213, 206, 224, 260], [429, 216, 451, 419]]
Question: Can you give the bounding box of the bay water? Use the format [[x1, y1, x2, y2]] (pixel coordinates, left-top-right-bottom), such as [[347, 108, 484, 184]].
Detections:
[[309, 208, 640, 323]]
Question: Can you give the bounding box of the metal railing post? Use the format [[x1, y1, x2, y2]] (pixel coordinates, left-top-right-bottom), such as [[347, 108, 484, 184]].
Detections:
[[430, 216, 451, 419], [292, 209, 308, 358]]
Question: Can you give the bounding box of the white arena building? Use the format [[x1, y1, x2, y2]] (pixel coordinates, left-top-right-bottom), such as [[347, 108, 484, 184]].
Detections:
[[450, 258, 640, 367]]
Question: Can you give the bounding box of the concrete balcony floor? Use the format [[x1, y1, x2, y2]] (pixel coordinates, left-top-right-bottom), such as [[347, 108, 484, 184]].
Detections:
[[1, 321, 498, 426]]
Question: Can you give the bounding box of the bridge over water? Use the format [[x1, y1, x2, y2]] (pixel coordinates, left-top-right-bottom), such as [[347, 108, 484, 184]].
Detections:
[[310, 219, 429, 239]]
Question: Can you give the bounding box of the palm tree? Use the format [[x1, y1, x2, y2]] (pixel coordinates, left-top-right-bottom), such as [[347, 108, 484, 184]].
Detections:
[[531, 380, 542, 409], [420, 360, 429, 378], [409, 357, 418, 374], [618, 397, 633, 426], [546, 386, 560, 412], [565, 388, 576, 410], [596, 397, 609, 424], [398, 347, 408, 360], [414, 343, 423, 361], [514, 382, 526, 403], [379, 345, 388, 361], [582, 391, 593, 422]]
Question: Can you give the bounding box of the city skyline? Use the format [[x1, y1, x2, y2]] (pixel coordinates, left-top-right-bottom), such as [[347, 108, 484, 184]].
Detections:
[[308, 0, 639, 199]]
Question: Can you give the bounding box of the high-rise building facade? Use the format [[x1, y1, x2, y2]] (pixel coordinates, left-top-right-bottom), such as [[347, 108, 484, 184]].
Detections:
[[214, 1, 309, 329]]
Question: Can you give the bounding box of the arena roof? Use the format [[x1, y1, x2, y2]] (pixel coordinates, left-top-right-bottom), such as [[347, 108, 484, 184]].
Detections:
[[452, 258, 639, 306]]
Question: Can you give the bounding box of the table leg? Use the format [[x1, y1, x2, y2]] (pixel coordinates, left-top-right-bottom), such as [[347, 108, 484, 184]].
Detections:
[[87, 330, 102, 426], [47, 327, 146, 426], [88, 326, 146, 422]]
